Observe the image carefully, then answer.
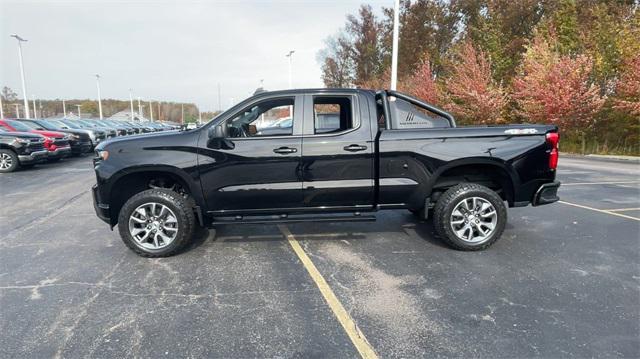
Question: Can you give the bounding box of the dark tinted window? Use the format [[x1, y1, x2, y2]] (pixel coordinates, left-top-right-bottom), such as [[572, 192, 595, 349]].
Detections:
[[313, 96, 353, 134]]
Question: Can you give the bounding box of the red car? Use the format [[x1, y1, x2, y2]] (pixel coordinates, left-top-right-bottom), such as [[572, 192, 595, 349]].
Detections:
[[0, 119, 72, 161]]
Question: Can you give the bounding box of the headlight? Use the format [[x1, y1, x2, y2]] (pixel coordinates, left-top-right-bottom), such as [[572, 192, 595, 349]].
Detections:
[[88, 131, 96, 140], [69, 134, 80, 140], [15, 137, 30, 144], [97, 150, 109, 161]]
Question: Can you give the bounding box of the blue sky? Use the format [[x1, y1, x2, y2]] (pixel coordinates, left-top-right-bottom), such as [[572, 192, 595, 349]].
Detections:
[[1, 0, 389, 111]]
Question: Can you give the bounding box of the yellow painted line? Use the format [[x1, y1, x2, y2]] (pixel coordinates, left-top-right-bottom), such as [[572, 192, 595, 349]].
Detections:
[[278, 225, 378, 359], [558, 201, 640, 221], [562, 181, 640, 186], [607, 207, 640, 212]]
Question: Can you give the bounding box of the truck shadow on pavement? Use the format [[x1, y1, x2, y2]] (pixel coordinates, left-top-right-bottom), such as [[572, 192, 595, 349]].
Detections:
[[180, 213, 466, 252]]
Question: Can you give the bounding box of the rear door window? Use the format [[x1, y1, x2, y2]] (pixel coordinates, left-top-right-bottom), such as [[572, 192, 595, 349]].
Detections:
[[313, 96, 353, 134]]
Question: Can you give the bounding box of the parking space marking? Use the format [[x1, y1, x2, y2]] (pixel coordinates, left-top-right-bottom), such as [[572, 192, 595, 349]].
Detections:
[[606, 207, 640, 212], [278, 225, 378, 359], [558, 201, 640, 221], [561, 181, 640, 186]]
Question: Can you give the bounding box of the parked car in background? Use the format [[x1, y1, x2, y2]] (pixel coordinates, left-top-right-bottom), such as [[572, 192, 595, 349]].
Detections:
[[46, 118, 107, 147], [18, 119, 93, 155], [0, 119, 71, 161], [0, 128, 48, 173], [62, 119, 117, 139], [89, 119, 130, 136]]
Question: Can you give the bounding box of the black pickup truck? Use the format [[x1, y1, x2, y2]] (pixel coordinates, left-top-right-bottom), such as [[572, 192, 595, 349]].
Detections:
[[92, 89, 560, 257], [0, 128, 48, 173]]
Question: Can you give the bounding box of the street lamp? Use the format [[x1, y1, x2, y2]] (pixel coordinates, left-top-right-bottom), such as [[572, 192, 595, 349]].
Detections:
[[0, 93, 4, 118], [32, 95, 37, 118], [148, 101, 153, 121], [75, 104, 82, 119], [286, 50, 295, 89], [13, 104, 20, 118], [129, 89, 135, 121], [11, 34, 30, 119], [62, 100, 67, 118], [390, 0, 400, 91], [95, 74, 103, 120]]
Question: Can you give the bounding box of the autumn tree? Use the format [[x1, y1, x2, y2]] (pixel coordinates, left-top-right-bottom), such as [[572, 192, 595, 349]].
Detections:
[[347, 5, 384, 86], [319, 34, 354, 87], [404, 56, 440, 104], [512, 34, 605, 133], [443, 41, 507, 124], [614, 55, 640, 116]]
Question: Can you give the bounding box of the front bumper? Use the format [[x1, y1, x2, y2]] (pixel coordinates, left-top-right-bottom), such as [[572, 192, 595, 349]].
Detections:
[[532, 181, 561, 206], [18, 150, 49, 164], [71, 141, 93, 154], [47, 146, 72, 159], [92, 184, 111, 225]]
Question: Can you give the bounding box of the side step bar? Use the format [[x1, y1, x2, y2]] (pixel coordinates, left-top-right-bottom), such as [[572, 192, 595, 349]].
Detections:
[[211, 214, 377, 226]]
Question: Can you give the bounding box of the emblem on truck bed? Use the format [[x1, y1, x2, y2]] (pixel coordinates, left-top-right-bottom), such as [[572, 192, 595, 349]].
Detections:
[[504, 128, 539, 135]]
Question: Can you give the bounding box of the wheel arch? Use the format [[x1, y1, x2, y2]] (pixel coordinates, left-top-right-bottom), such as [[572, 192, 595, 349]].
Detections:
[[426, 158, 519, 207], [106, 165, 204, 226]]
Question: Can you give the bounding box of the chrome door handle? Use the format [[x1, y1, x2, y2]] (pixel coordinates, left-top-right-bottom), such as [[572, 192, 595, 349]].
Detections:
[[343, 144, 367, 152], [273, 147, 297, 154]]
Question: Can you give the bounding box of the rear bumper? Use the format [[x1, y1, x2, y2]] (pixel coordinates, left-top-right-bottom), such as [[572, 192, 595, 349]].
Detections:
[[18, 150, 49, 164], [532, 181, 561, 206], [92, 184, 111, 225]]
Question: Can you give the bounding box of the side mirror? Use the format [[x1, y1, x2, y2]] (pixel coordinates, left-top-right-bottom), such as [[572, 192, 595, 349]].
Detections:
[[207, 125, 234, 150]]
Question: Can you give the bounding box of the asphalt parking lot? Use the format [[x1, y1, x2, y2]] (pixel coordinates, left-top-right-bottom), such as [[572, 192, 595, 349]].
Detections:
[[1, 155, 638, 358]]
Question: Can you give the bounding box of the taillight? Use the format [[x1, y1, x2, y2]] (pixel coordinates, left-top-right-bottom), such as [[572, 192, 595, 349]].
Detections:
[[546, 132, 559, 170]]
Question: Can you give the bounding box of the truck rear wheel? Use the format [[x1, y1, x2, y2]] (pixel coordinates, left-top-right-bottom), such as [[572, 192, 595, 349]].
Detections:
[[433, 183, 506, 251], [0, 149, 19, 173], [117, 189, 195, 257]]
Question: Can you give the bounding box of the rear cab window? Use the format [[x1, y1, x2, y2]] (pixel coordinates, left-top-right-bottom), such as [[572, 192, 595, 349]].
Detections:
[[388, 96, 451, 129]]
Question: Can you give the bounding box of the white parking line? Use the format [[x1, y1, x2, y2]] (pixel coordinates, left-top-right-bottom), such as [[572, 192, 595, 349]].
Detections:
[[558, 201, 640, 221], [606, 208, 640, 212]]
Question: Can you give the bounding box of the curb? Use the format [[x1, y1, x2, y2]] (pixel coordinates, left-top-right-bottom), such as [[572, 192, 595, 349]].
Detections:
[[561, 152, 640, 163]]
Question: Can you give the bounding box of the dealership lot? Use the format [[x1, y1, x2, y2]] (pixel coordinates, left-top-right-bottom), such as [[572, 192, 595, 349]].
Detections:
[[0, 156, 638, 357]]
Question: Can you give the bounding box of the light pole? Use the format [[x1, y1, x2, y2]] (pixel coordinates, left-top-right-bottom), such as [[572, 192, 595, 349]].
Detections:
[[75, 104, 82, 119], [148, 101, 153, 121], [181, 103, 184, 124], [95, 74, 103, 120], [286, 50, 295, 89], [11, 34, 30, 119], [129, 89, 135, 121], [217, 83, 221, 112], [14, 104, 20, 118], [137, 97, 142, 119], [0, 94, 4, 118], [390, 0, 400, 91], [62, 99, 67, 117], [32, 95, 37, 118]]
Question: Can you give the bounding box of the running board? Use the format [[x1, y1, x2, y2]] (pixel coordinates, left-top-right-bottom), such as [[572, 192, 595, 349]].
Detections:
[[210, 214, 377, 226]]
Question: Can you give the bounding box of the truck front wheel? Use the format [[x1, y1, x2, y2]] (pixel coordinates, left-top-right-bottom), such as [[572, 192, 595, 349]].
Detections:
[[433, 183, 507, 251], [117, 189, 195, 257], [0, 149, 19, 173]]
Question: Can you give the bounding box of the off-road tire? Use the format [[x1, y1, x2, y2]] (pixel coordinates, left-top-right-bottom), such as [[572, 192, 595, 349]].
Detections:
[[0, 149, 20, 173], [117, 189, 195, 257], [433, 183, 507, 251]]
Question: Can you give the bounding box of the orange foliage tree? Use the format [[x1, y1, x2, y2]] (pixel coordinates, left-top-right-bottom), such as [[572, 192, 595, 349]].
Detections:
[[614, 55, 640, 116], [443, 41, 507, 124], [512, 34, 606, 132], [404, 56, 440, 105]]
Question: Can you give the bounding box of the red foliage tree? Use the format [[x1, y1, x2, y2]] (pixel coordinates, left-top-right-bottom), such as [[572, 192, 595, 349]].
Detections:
[[443, 41, 507, 124], [512, 34, 606, 132], [614, 55, 640, 116], [405, 56, 440, 105]]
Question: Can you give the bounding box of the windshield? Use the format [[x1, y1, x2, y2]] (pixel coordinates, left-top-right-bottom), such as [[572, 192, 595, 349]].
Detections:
[[60, 120, 82, 129], [47, 120, 70, 129], [5, 120, 34, 132], [35, 120, 59, 130], [20, 121, 45, 130]]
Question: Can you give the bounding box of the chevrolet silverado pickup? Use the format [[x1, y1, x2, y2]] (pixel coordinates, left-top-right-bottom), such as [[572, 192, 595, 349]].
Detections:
[[92, 89, 560, 257], [0, 128, 48, 173]]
